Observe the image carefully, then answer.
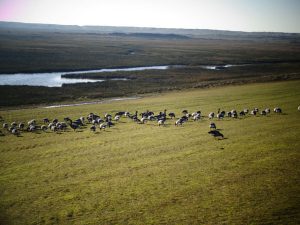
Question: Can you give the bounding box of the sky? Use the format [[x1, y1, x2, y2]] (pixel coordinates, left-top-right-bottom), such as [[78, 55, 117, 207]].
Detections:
[[0, 0, 299, 33]]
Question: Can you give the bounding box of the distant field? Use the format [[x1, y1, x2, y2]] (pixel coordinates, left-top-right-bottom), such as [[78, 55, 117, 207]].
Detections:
[[1, 23, 300, 107], [0, 81, 299, 224], [1, 30, 300, 74]]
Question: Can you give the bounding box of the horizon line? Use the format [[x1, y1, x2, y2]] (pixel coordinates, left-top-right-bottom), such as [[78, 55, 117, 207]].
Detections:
[[1, 20, 299, 34]]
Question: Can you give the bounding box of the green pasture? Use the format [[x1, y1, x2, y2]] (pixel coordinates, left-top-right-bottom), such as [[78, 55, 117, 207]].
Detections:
[[0, 81, 299, 224]]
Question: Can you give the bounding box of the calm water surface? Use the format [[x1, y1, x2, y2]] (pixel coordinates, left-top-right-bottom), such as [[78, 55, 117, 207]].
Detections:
[[0, 66, 171, 87], [0, 64, 239, 87]]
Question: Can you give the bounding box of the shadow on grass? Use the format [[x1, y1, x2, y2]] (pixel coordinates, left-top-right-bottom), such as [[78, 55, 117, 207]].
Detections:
[[208, 130, 225, 139], [276, 113, 288, 116]]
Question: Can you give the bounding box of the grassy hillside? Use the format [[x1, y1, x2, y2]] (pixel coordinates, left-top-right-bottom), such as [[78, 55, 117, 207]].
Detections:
[[0, 81, 299, 224]]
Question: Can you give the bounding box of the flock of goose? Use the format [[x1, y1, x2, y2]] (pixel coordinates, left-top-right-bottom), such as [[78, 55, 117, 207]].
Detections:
[[0, 106, 290, 139]]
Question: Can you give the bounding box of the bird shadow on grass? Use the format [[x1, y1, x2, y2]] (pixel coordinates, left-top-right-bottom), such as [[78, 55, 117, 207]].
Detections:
[[208, 130, 226, 140], [276, 113, 288, 116]]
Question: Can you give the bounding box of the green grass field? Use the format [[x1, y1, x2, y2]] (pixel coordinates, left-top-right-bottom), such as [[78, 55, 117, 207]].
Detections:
[[0, 81, 300, 225]]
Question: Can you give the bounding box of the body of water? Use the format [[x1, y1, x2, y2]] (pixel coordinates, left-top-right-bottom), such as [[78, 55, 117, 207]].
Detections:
[[199, 64, 234, 70], [0, 73, 106, 87], [0, 64, 241, 87], [0, 65, 171, 87]]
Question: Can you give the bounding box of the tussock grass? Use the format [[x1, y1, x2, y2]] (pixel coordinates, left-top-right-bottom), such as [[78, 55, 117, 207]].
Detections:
[[0, 81, 299, 224]]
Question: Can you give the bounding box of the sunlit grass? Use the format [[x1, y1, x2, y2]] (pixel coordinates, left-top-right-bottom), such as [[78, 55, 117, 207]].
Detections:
[[0, 81, 299, 224]]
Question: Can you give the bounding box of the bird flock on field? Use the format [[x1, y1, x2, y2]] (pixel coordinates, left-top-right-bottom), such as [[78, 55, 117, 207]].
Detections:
[[0, 106, 297, 139]]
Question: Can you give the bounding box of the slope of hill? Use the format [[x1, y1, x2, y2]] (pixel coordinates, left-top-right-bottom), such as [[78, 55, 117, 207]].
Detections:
[[0, 80, 299, 224]]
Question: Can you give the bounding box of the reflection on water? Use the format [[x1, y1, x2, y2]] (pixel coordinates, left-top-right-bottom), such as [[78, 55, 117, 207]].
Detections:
[[0, 65, 172, 87], [0, 73, 104, 87], [0, 64, 239, 87], [199, 64, 234, 70]]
